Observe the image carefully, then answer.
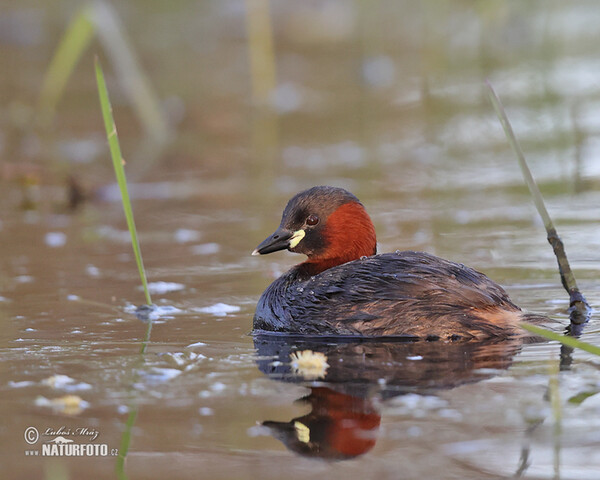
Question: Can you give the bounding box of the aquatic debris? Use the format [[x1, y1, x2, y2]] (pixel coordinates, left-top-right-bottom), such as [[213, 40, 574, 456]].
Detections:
[[186, 341, 207, 348], [194, 303, 240, 316], [126, 304, 182, 322], [41, 374, 91, 391], [35, 395, 89, 415], [45, 232, 66, 247], [289, 350, 329, 380], [145, 281, 185, 294]]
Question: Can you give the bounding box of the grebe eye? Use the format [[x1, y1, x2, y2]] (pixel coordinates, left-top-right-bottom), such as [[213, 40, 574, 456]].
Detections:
[[306, 214, 319, 226]]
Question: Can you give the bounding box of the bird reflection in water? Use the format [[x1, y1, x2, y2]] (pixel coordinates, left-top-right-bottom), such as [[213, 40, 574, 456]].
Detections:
[[263, 387, 380, 459], [254, 335, 524, 459]]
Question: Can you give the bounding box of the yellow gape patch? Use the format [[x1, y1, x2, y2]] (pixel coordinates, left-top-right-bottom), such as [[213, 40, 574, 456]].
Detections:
[[294, 421, 310, 443], [288, 229, 306, 248]]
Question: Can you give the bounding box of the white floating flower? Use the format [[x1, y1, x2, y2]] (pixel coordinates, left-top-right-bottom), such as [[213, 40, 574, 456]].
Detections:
[[290, 350, 329, 380]]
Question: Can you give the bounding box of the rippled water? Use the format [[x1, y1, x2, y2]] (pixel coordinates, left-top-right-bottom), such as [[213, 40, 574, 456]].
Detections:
[[1, 1, 600, 479]]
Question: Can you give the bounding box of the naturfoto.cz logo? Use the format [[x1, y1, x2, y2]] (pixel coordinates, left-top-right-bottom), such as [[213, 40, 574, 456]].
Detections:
[[24, 427, 118, 457]]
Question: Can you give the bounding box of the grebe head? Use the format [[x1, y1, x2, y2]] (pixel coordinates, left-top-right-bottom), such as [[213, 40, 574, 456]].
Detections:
[[252, 186, 377, 274]]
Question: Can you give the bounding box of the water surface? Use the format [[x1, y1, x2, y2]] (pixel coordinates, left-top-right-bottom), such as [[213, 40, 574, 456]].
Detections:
[[1, 1, 599, 479]]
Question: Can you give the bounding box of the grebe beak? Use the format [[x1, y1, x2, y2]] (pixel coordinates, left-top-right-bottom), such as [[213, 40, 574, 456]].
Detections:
[[252, 228, 305, 255]]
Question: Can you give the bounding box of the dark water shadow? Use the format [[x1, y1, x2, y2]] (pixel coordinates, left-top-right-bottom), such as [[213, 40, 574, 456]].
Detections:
[[253, 335, 523, 459]]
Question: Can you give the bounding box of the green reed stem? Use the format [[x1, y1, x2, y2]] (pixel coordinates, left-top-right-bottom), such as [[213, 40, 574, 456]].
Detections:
[[95, 58, 152, 305], [115, 407, 137, 480], [520, 322, 600, 356]]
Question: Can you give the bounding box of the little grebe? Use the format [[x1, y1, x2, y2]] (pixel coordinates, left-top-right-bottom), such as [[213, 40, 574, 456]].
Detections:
[[252, 186, 527, 340]]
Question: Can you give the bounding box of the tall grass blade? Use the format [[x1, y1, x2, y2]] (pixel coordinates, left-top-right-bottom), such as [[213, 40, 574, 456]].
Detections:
[[520, 322, 600, 356], [115, 407, 137, 480], [486, 81, 590, 322], [38, 6, 95, 125], [95, 58, 152, 306]]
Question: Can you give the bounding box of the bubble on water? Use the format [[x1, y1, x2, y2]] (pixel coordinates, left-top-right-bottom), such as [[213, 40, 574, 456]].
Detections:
[[438, 408, 463, 421], [15, 275, 33, 283], [386, 393, 449, 415], [8, 380, 35, 388], [141, 368, 182, 383], [45, 232, 66, 247], [247, 424, 271, 437], [454, 210, 471, 225], [191, 243, 220, 255], [174, 228, 201, 243], [362, 55, 396, 88], [160, 351, 205, 367], [85, 264, 100, 277], [145, 281, 185, 294], [199, 407, 214, 416], [96, 225, 133, 243], [42, 375, 91, 391], [210, 382, 227, 392], [407, 355, 423, 361], [193, 303, 240, 316], [270, 82, 303, 113]]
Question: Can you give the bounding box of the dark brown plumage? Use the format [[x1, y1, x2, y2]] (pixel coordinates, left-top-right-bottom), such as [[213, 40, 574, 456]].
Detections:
[[252, 186, 533, 339]]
